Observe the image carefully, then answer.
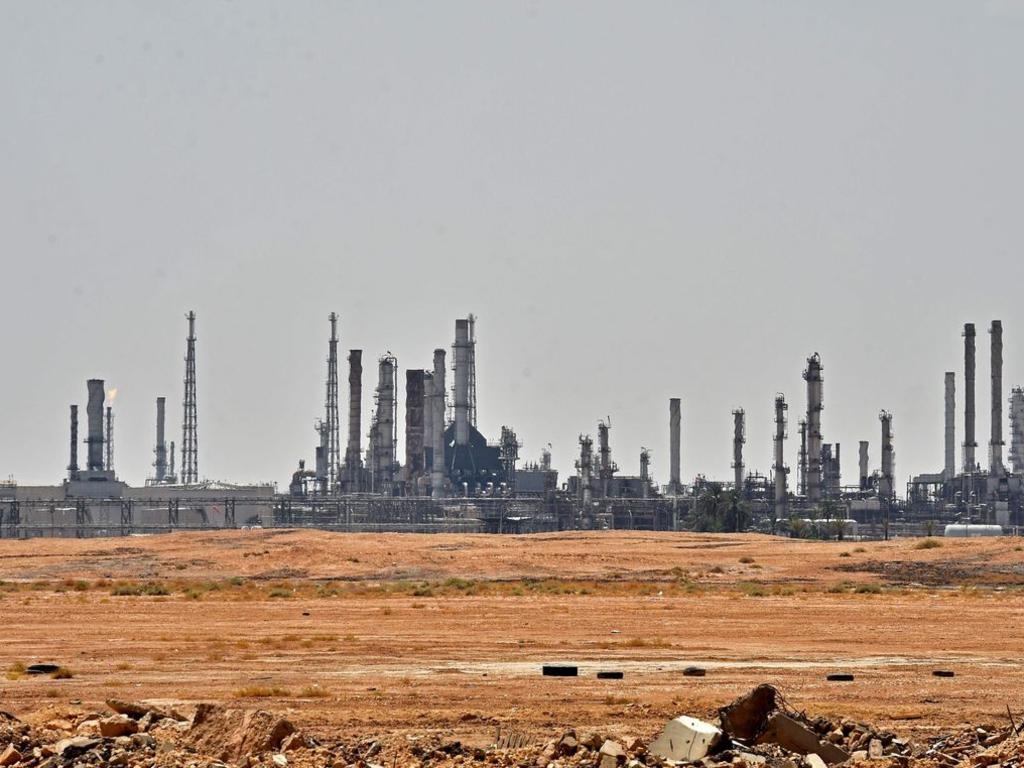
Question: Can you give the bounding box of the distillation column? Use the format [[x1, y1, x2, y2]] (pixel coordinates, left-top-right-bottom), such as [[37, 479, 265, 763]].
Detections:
[[963, 323, 977, 473], [669, 398, 681, 494], [453, 319, 472, 447], [990, 320, 1004, 475], [773, 395, 788, 517], [1010, 387, 1024, 475], [879, 411, 895, 500], [944, 372, 955, 480], [576, 435, 593, 506], [345, 350, 363, 489], [375, 355, 396, 486], [859, 440, 869, 491], [431, 349, 447, 498], [732, 408, 745, 495], [803, 354, 824, 504], [405, 369, 426, 484], [597, 420, 612, 498], [68, 404, 79, 480]]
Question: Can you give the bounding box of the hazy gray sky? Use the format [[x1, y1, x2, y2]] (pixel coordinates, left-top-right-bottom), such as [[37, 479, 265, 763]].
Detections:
[[2, 1, 1023, 490]]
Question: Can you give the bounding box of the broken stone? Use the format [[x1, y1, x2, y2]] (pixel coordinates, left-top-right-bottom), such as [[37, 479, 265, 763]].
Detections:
[[868, 739, 883, 759], [850, 750, 868, 761], [755, 714, 850, 765], [280, 733, 308, 752], [187, 704, 296, 762], [803, 754, 827, 768], [99, 715, 138, 738], [53, 737, 101, 758], [599, 740, 626, 768], [649, 716, 723, 762], [272, 754, 288, 767], [0, 745, 21, 766]]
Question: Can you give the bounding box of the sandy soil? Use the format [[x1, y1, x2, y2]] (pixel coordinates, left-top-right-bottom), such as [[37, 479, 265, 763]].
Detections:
[[1, 530, 1022, 747]]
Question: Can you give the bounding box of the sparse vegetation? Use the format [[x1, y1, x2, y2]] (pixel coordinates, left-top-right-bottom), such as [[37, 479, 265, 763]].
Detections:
[[234, 685, 289, 698], [914, 538, 943, 550]]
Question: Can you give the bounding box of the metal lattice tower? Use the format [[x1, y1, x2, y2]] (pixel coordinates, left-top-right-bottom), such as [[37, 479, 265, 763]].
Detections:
[[325, 313, 340, 491], [182, 311, 198, 485]]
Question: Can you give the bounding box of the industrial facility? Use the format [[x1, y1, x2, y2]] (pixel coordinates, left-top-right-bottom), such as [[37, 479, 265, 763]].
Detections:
[[1, 313, 1022, 539]]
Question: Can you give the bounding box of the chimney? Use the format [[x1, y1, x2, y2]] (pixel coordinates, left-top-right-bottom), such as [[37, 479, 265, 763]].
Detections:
[[68, 404, 79, 479], [669, 398, 681, 493], [803, 354, 824, 504], [86, 379, 105, 471], [963, 323, 977, 472], [431, 348, 447, 498], [773, 395, 788, 516], [944, 372, 955, 480], [453, 319, 471, 447], [155, 397, 167, 482], [345, 350, 363, 486], [990, 320, 1004, 475], [169, 441, 176, 482]]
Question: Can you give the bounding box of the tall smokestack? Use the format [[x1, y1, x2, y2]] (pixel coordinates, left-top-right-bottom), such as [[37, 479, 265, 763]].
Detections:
[[405, 369, 426, 484], [669, 398, 681, 494], [859, 440, 869, 491], [990, 320, 1004, 475], [68, 404, 79, 480], [732, 408, 745, 495], [345, 350, 363, 488], [1011, 387, 1024, 475], [640, 447, 650, 498], [155, 397, 167, 482], [963, 323, 977, 473], [944, 372, 955, 480], [453, 319, 471, 447], [86, 379, 105, 471], [773, 395, 788, 517], [169, 441, 176, 482], [803, 354, 824, 504], [431, 349, 447, 498]]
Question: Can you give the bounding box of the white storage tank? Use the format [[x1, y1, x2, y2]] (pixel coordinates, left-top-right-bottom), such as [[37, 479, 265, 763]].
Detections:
[[943, 523, 1003, 537]]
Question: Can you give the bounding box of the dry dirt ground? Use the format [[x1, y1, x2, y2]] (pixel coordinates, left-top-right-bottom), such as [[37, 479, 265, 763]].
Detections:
[[1, 530, 1022, 748]]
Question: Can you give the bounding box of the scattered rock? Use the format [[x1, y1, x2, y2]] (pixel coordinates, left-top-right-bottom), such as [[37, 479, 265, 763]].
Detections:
[[99, 715, 138, 738], [599, 740, 625, 768], [0, 745, 21, 766]]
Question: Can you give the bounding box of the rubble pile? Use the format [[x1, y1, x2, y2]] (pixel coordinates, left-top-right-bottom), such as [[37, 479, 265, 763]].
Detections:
[[0, 687, 1021, 768]]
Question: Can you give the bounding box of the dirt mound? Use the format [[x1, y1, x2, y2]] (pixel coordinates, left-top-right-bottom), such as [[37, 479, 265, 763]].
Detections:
[[187, 703, 296, 762]]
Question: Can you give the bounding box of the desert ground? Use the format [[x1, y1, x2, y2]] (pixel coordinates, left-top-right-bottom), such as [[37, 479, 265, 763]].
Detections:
[[1, 530, 1022, 750]]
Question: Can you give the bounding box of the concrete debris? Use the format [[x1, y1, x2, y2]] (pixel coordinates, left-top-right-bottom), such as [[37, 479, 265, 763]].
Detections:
[[649, 716, 723, 762], [754, 714, 849, 764], [0, 685, 1021, 768]]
